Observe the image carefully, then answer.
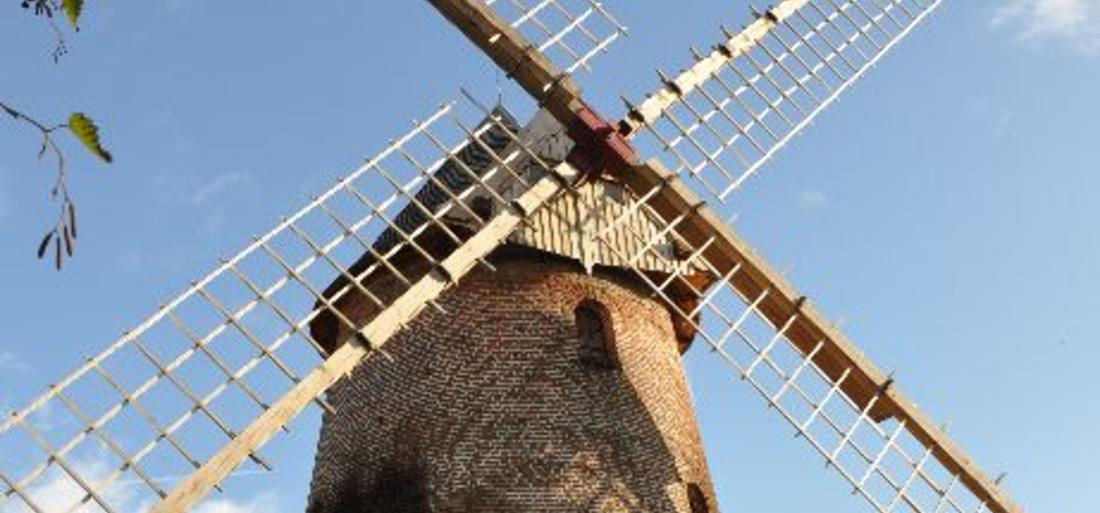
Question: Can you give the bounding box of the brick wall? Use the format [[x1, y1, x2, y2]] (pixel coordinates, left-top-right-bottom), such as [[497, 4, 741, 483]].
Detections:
[[306, 250, 717, 512]]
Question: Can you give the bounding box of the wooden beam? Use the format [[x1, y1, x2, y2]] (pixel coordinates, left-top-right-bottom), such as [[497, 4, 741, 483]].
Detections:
[[148, 164, 577, 513], [428, 0, 586, 125], [620, 0, 811, 134], [624, 159, 1024, 513]]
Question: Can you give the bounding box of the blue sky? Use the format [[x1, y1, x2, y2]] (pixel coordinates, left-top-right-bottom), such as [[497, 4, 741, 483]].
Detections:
[[1, 1, 1097, 512]]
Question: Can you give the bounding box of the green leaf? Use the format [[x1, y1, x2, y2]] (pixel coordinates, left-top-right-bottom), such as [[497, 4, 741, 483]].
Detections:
[[62, 0, 83, 29], [68, 113, 113, 163]]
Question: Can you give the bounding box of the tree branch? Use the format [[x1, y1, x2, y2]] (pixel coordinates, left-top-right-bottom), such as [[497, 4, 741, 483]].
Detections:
[[1, 99, 79, 269], [20, 0, 70, 60]]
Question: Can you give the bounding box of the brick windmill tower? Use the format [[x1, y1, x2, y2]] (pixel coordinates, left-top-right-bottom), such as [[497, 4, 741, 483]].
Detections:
[[304, 105, 719, 511], [0, 2, 1029, 513]]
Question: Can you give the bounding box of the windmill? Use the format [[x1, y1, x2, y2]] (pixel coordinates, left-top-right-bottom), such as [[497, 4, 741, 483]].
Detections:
[[0, 0, 1028, 512]]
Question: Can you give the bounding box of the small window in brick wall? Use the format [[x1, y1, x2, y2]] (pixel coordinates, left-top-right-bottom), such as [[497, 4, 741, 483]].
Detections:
[[575, 300, 617, 369], [687, 483, 710, 513]]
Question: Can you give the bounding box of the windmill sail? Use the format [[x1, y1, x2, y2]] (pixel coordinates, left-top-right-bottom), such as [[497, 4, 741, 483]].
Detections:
[[430, 0, 625, 132], [483, 0, 626, 76], [609, 2, 1022, 512], [623, 0, 943, 207], [0, 97, 577, 513], [427, 1, 1024, 513], [572, 161, 1023, 513], [0, 0, 633, 506]]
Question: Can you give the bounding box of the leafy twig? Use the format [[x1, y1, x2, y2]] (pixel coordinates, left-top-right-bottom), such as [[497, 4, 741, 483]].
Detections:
[[9, 1, 96, 269], [1, 100, 108, 270], [20, 0, 81, 61]]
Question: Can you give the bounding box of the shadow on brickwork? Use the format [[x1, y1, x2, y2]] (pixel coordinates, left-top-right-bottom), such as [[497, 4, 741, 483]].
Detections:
[[305, 252, 714, 512], [310, 464, 429, 513]]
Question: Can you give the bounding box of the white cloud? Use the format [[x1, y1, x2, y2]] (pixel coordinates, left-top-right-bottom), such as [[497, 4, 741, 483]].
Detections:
[[0, 459, 138, 513], [796, 188, 829, 211], [191, 172, 252, 206], [164, 0, 186, 15], [0, 351, 29, 373], [187, 172, 255, 238], [993, 0, 1100, 53], [192, 493, 279, 513], [0, 454, 279, 513], [993, 110, 1013, 137]]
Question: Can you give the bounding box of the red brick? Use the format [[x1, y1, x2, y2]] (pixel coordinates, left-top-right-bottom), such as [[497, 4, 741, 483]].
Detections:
[[307, 250, 717, 512]]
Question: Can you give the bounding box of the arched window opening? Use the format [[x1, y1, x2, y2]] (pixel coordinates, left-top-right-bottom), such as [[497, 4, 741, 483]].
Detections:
[[687, 483, 710, 513], [575, 301, 617, 369]]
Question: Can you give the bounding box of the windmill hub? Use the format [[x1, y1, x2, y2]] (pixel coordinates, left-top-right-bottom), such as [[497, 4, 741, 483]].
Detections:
[[565, 105, 639, 184]]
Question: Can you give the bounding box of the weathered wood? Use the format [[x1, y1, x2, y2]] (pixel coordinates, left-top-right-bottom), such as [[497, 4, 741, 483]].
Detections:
[[428, 0, 586, 125], [620, 0, 812, 134], [625, 159, 1023, 513], [149, 164, 577, 513]]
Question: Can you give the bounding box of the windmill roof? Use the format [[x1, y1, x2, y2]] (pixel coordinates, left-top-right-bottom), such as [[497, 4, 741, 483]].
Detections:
[[314, 107, 708, 353], [370, 106, 526, 257]]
